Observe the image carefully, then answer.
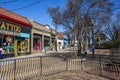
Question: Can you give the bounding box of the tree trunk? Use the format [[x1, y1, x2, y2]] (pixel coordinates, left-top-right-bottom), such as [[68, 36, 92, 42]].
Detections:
[[77, 39, 81, 56]]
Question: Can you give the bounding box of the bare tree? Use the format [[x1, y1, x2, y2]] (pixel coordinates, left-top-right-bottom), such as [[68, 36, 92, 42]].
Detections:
[[102, 20, 120, 48], [48, 7, 61, 51], [48, 0, 113, 55]]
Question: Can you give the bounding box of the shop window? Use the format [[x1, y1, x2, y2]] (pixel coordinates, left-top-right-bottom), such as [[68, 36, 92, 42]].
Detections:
[[33, 34, 42, 50], [58, 42, 62, 49], [58, 42, 62, 46], [21, 39, 28, 53], [17, 38, 29, 53], [16, 37, 29, 53], [44, 36, 50, 47], [3, 36, 14, 53]]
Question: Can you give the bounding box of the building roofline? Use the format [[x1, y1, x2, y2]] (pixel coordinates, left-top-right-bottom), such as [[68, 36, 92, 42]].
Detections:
[[0, 14, 32, 27], [29, 19, 45, 27], [0, 7, 32, 27], [0, 7, 28, 20]]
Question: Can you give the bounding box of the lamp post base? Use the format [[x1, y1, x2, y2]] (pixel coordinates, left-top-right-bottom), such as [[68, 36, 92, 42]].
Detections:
[[92, 52, 95, 58]]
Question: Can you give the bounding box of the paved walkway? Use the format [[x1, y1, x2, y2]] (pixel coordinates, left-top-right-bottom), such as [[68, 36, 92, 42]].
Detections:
[[2, 48, 110, 61], [2, 49, 73, 60]]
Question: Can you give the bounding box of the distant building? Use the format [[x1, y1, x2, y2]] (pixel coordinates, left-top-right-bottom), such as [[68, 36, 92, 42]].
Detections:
[[56, 32, 64, 50], [63, 35, 68, 49], [94, 32, 106, 48], [29, 20, 53, 53]]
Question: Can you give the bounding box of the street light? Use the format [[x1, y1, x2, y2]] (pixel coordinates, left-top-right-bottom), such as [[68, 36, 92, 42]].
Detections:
[[55, 25, 58, 52], [55, 36, 57, 52], [91, 19, 95, 58]]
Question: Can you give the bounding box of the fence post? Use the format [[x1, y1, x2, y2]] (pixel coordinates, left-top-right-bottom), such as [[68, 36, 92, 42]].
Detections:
[[81, 56, 83, 71], [99, 55, 102, 76], [40, 56, 42, 76], [66, 55, 68, 71], [14, 59, 16, 80]]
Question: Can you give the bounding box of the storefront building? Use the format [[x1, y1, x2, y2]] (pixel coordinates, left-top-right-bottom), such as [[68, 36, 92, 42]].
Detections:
[[29, 20, 52, 53], [0, 7, 32, 56]]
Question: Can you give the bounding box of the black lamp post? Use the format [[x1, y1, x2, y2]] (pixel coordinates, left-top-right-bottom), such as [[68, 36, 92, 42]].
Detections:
[[92, 27, 95, 57], [55, 25, 57, 52], [55, 36, 57, 52], [91, 19, 95, 58]]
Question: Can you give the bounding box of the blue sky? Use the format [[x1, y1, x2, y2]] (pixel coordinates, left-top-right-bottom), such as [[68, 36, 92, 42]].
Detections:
[[0, 0, 120, 32], [0, 0, 66, 31]]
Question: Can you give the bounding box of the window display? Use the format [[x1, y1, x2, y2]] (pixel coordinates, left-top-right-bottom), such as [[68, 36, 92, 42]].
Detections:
[[33, 34, 42, 50], [15, 37, 29, 53], [3, 36, 14, 53], [0, 34, 30, 54], [44, 36, 50, 48]]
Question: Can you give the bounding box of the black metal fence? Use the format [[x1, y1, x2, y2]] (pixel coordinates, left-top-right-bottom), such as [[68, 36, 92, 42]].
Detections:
[[0, 53, 120, 80], [84, 55, 120, 80]]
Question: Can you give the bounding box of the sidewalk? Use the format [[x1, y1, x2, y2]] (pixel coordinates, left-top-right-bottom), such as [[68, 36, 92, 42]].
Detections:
[[2, 49, 73, 60], [86, 49, 110, 55], [2, 48, 110, 61]]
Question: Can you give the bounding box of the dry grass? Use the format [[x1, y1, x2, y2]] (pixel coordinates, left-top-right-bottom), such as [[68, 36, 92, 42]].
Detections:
[[30, 71, 109, 80]]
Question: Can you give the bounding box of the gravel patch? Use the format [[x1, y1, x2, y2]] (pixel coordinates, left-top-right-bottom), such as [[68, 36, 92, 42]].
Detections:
[[30, 71, 109, 80]]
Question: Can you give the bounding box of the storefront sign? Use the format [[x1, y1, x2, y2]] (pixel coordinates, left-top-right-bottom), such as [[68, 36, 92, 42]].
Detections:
[[0, 21, 21, 32], [0, 29, 20, 36], [20, 33, 30, 38]]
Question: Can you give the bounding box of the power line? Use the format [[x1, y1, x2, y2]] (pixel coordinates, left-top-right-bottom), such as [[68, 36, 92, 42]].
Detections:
[[0, 0, 44, 13], [12, 0, 44, 11], [0, 0, 18, 4]]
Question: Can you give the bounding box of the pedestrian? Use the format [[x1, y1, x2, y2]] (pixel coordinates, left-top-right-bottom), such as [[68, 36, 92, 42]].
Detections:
[[0, 46, 4, 59]]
